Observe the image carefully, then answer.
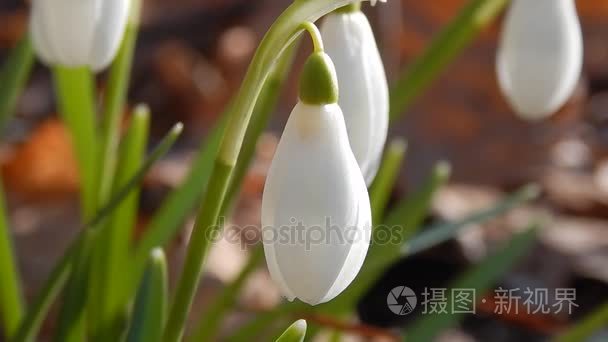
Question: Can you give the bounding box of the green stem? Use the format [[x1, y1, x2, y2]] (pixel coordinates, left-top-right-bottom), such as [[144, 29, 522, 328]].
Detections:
[[221, 40, 298, 216], [52, 65, 99, 342], [369, 138, 407, 223], [300, 22, 324, 52], [389, 0, 508, 120], [164, 1, 374, 340], [163, 161, 233, 342], [189, 247, 264, 341], [0, 182, 23, 339], [0, 35, 34, 131], [52, 66, 99, 220]]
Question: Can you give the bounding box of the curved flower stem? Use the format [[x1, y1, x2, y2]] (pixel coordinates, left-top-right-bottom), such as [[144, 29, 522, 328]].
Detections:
[[300, 21, 324, 52], [163, 1, 371, 341]]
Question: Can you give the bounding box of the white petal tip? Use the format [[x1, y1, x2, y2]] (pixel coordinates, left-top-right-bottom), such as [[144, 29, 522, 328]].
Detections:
[[369, 0, 387, 6]]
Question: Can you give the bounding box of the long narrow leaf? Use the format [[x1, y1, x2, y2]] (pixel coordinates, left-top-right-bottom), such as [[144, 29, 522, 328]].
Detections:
[[370, 138, 407, 223], [94, 106, 149, 340], [405, 226, 538, 341], [0, 35, 34, 131], [389, 0, 508, 120], [126, 248, 168, 342], [53, 230, 96, 342], [0, 182, 23, 338], [134, 117, 225, 269], [404, 184, 540, 256]]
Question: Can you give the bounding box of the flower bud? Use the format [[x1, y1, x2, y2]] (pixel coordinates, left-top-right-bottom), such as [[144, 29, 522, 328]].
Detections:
[[30, 0, 130, 72], [496, 0, 583, 120], [321, 7, 389, 185], [262, 53, 371, 305]]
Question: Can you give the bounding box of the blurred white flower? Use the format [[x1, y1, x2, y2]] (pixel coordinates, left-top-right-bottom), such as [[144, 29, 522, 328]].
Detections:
[[30, 0, 130, 71], [497, 0, 582, 120], [321, 8, 389, 185]]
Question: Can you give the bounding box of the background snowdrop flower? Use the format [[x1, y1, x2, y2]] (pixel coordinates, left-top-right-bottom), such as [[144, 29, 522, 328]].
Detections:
[[321, 4, 389, 185], [496, 0, 583, 120], [30, 0, 130, 72], [262, 51, 372, 305]]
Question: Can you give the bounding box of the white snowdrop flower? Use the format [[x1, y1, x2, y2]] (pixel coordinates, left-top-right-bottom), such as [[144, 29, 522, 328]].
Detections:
[[321, 4, 389, 185], [496, 0, 583, 120], [30, 0, 130, 72], [262, 51, 372, 305]]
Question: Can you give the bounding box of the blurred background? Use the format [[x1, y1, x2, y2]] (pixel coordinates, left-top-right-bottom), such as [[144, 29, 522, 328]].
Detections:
[[1, 0, 608, 341]]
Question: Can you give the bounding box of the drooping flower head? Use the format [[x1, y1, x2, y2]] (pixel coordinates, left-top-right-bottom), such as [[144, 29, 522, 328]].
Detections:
[[321, 2, 389, 185], [262, 46, 372, 305], [30, 0, 130, 71], [497, 0, 582, 120]]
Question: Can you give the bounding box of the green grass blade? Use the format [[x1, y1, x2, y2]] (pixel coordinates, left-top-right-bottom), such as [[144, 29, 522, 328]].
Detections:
[[275, 320, 307, 342], [0, 182, 24, 339], [404, 184, 540, 256], [53, 230, 96, 342], [189, 246, 264, 341], [555, 301, 608, 342], [0, 35, 34, 131], [93, 106, 149, 340], [134, 116, 225, 269], [52, 66, 99, 220], [405, 226, 538, 341], [126, 248, 168, 342], [389, 0, 508, 120], [11, 123, 182, 342], [370, 138, 407, 223]]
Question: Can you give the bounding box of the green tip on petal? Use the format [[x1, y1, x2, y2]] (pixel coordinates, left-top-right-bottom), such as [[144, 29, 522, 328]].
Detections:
[[335, 2, 361, 13], [299, 52, 339, 105]]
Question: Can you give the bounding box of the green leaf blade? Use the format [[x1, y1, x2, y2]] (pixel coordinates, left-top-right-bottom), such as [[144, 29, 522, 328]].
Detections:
[[126, 248, 168, 342]]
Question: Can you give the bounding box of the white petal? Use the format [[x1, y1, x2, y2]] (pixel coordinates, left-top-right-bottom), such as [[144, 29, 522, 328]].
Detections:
[[33, 0, 99, 67], [321, 11, 389, 185], [89, 0, 130, 71], [30, 1, 58, 66], [262, 102, 371, 305], [496, 0, 582, 120]]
